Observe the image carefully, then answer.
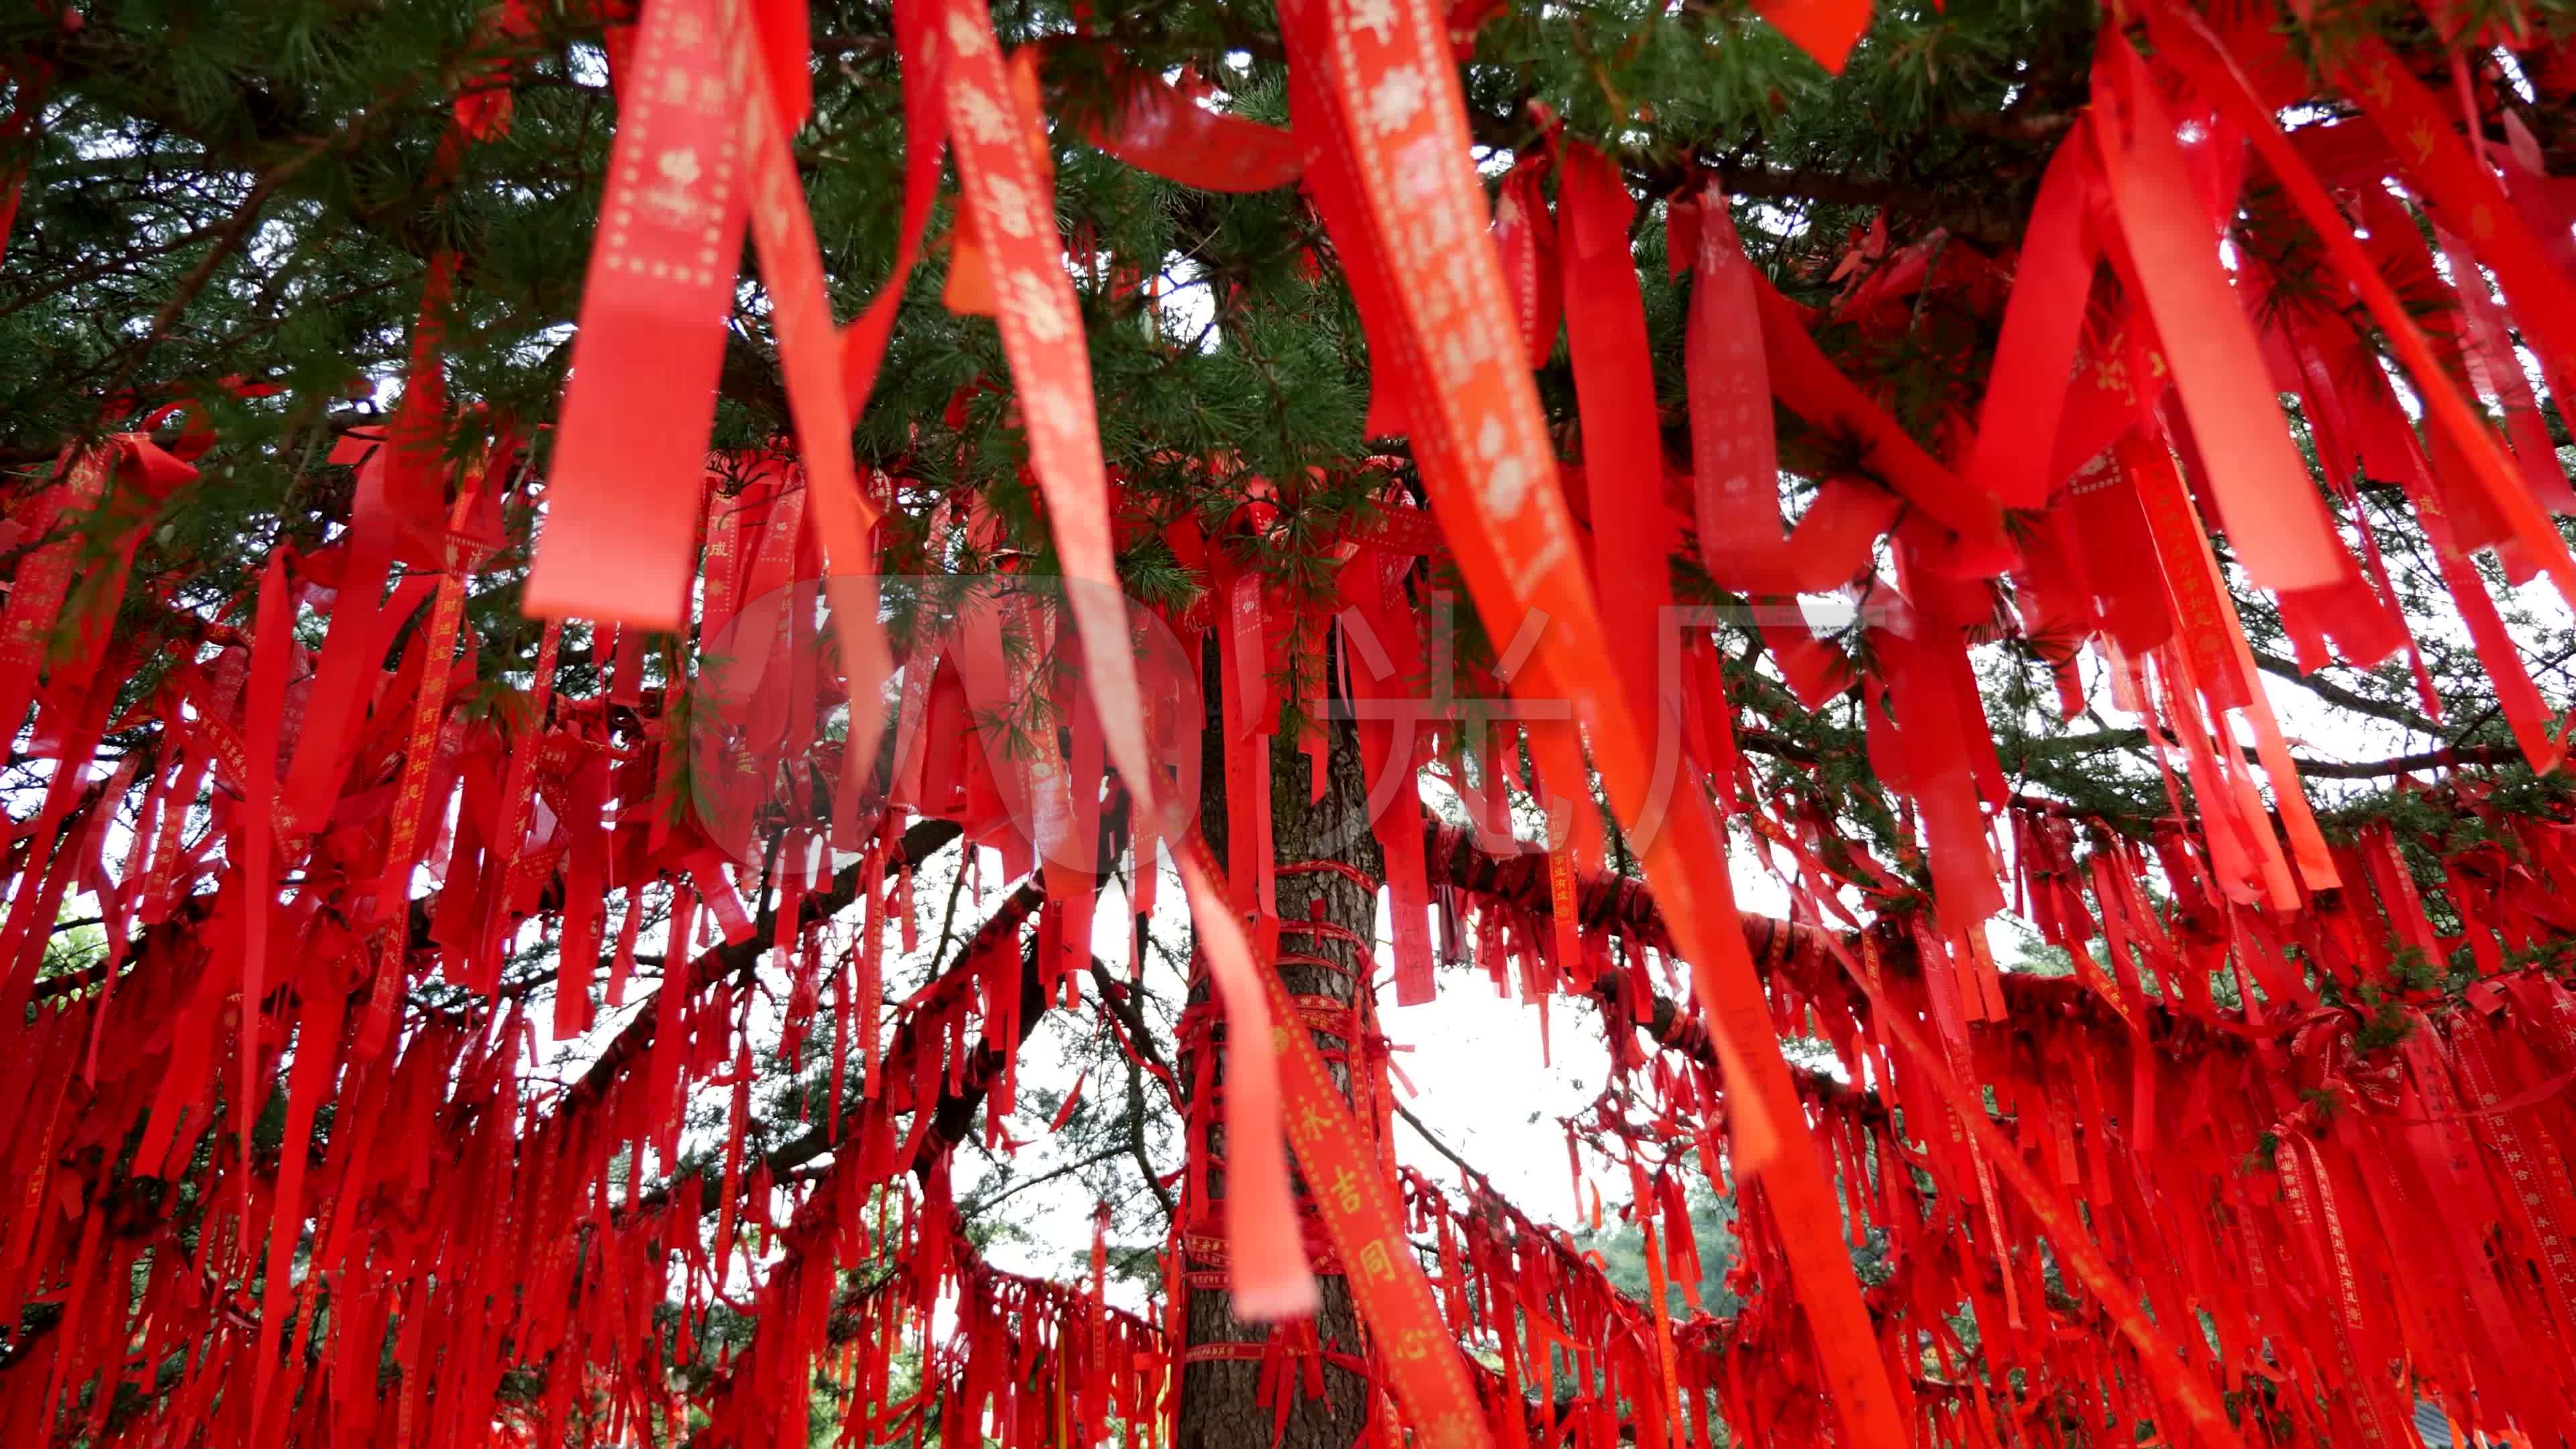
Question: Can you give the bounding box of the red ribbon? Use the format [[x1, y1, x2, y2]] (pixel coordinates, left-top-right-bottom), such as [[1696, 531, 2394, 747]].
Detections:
[[528, 0, 748, 629]]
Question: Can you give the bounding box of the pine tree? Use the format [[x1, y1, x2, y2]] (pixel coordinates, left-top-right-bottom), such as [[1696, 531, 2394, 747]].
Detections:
[[7, 1, 2576, 1446]]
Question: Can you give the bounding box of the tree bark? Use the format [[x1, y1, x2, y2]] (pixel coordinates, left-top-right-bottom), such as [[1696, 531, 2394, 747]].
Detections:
[[1177, 641, 1384, 1449]]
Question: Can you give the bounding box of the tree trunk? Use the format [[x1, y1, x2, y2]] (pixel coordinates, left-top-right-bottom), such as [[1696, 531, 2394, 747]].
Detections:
[[1176, 643, 1385, 1449]]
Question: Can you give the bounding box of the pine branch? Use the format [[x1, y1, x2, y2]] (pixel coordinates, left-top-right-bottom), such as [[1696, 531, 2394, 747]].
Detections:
[[1091, 955, 1179, 1219], [556, 816, 963, 1122], [95, 134, 335, 410], [696, 802, 1136, 1211], [747, 873, 1042, 1185], [0, 209, 254, 323], [1454, 93, 2027, 246], [2003, 724, 2528, 781], [1422, 820, 2206, 1043], [2294, 743, 2527, 779], [1088, 958, 1182, 1101], [2249, 649, 2440, 735], [960, 1144, 1130, 1220]]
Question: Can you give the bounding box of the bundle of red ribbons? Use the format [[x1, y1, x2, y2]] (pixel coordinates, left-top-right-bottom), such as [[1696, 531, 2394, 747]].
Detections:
[[8, 0, 2576, 1443], [1434, 792, 2576, 1447]]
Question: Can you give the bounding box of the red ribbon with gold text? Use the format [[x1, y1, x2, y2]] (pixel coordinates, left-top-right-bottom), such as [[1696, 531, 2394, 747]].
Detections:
[[1272, 0, 1907, 1440], [528, 0, 749, 629]]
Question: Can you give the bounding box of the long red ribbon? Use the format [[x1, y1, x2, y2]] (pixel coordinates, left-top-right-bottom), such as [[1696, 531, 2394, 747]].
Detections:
[[2092, 35, 2352, 595], [1273, 1, 1906, 1440], [936, 0, 1165, 829], [727, 9, 896, 847], [527, 0, 746, 629]]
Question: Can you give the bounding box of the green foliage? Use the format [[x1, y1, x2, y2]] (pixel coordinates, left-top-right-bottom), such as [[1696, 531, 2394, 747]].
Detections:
[[37, 902, 105, 981], [1579, 1174, 1745, 1320]]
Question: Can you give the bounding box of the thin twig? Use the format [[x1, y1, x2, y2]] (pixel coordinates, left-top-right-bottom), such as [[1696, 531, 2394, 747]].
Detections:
[[1393, 1097, 1493, 1191], [1090, 959, 1177, 1219], [98, 135, 336, 411], [961, 1144, 1129, 1220], [0, 211, 244, 321], [926, 847, 971, 972], [1087, 959, 1181, 1097]]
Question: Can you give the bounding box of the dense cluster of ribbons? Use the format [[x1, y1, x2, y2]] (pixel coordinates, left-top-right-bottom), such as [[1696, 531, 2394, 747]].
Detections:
[[8, 0, 2576, 1444], [1421, 788, 2576, 1446]]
